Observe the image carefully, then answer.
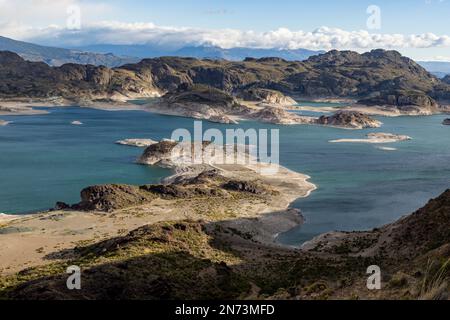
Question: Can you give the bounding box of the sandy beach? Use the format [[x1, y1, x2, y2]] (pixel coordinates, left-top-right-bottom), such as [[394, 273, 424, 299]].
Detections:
[[0, 150, 316, 274]]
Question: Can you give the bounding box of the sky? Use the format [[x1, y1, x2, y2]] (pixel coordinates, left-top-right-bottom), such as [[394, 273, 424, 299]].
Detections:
[[0, 0, 449, 60]]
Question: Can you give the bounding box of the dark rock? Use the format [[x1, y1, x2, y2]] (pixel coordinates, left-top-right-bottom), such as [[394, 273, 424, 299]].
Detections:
[[222, 180, 269, 195], [54, 202, 70, 210], [73, 184, 155, 212], [443, 118, 450, 125], [317, 111, 382, 129]]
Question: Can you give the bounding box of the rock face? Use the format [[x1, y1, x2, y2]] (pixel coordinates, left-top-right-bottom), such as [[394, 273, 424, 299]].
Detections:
[[222, 180, 271, 195], [156, 84, 246, 124], [1, 49, 450, 113], [317, 111, 382, 129], [237, 88, 296, 106], [358, 90, 440, 115], [443, 118, 450, 125]]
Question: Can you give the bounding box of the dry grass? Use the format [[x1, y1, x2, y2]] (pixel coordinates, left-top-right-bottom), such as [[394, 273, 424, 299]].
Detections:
[[419, 258, 450, 300]]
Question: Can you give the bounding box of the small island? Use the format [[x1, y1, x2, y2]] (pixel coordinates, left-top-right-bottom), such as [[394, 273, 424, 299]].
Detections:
[[330, 133, 412, 144], [317, 111, 382, 129], [116, 139, 158, 148]]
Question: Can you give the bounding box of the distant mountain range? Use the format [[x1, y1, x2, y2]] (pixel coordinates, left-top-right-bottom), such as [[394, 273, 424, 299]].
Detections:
[[417, 61, 450, 78], [2, 35, 450, 77], [1, 48, 449, 116], [0, 36, 139, 67], [74, 44, 325, 61]]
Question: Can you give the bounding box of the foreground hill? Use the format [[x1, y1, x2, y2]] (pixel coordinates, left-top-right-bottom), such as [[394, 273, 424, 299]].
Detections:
[[0, 49, 450, 114], [0, 36, 138, 67]]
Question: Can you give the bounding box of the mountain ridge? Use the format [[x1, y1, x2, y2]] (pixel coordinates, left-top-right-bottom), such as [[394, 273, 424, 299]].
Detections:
[[0, 49, 449, 115], [0, 36, 139, 67]]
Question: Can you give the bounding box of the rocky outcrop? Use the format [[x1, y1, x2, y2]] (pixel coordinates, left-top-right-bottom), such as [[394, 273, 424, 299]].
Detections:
[[317, 111, 382, 129], [155, 84, 246, 124], [443, 119, 450, 125], [72, 184, 156, 212], [237, 88, 296, 106], [115, 139, 158, 147], [250, 106, 314, 125], [222, 180, 273, 195], [0, 51, 159, 101]]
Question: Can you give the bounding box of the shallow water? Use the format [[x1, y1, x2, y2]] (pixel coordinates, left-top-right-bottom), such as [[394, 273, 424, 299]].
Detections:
[[0, 106, 449, 246]]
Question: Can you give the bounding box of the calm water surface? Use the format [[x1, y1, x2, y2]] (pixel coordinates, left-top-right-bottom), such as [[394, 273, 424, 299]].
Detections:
[[1, 105, 449, 246]]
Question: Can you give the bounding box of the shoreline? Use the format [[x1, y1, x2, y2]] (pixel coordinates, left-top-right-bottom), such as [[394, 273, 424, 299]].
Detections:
[[0, 146, 317, 274]]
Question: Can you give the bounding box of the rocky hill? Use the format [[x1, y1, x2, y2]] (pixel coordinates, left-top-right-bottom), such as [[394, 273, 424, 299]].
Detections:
[[1, 49, 450, 113], [0, 36, 137, 67]]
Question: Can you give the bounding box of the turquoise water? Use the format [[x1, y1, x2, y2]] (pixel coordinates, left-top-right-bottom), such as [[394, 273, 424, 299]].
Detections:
[[1, 106, 449, 246]]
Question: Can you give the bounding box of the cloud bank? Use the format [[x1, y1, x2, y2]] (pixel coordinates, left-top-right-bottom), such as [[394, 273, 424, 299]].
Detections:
[[0, 0, 449, 52], [3, 22, 449, 51]]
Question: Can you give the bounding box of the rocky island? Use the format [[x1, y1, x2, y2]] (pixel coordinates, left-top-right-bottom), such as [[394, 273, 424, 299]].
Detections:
[[330, 133, 412, 144], [116, 139, 158, 147], [147, 84, 382, 128], [317, 111, 382, 129]]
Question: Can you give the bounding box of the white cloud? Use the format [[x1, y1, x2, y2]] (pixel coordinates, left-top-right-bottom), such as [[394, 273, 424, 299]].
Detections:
[[0, 0, 449, 51], [0, 0, 449, 50], [4, 23, 447, 51]]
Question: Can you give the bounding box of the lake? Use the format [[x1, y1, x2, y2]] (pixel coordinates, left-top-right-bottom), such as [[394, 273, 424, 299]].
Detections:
[[1, 105, 449, 246]]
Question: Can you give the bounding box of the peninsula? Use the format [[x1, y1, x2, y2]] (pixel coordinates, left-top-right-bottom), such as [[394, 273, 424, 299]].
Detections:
[[0, 140, 448, 300]]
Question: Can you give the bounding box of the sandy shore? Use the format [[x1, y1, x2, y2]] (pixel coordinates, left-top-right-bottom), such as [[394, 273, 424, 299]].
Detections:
[[0, 214, 23, 223], [0, 154, 316, 274]]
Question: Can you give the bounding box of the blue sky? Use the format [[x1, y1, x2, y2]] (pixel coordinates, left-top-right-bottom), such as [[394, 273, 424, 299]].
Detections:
[[106, 0, 449, 35], [0, 0, 449, 60]]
